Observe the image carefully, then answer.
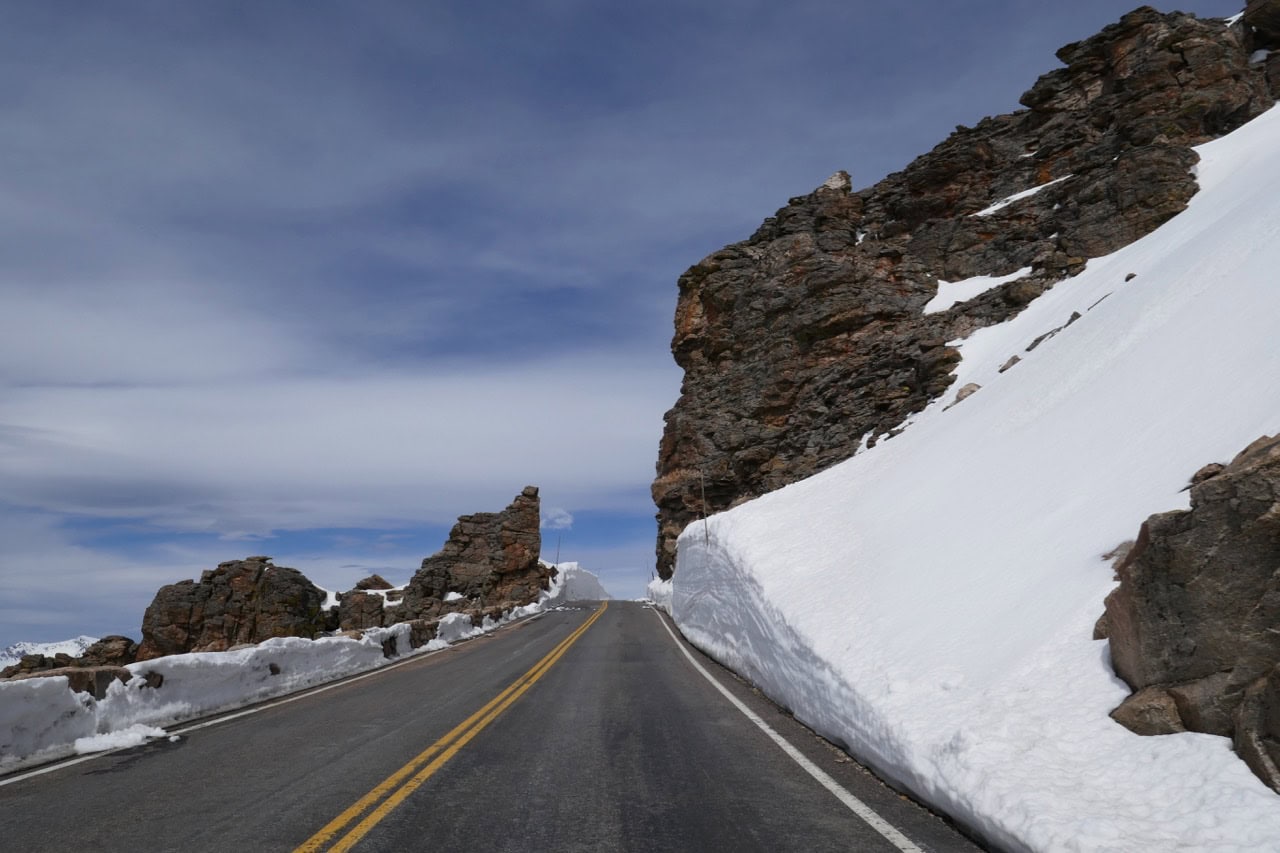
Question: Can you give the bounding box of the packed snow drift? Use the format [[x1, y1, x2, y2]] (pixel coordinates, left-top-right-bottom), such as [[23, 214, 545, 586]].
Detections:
[[544, 561, 613, 603], [1, 563, 609, 775], [665, 105, 1280, 850]]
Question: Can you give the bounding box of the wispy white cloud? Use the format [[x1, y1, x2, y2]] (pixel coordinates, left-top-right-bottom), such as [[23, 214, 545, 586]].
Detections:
[[0, 354, 679, 532], [541, 508, 575, 531]]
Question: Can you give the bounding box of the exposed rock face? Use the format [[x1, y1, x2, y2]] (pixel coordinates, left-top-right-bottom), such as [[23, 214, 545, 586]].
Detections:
[[129, 492, 551, 659], [400, 486, 552, 618], [653, 8, 1273, 576], [355, 574, 394, 591], [1105, 435, 1280, 790], [338, 590, 386, 630], [137, 556, 329, 661], [78, 635, 138, 667]]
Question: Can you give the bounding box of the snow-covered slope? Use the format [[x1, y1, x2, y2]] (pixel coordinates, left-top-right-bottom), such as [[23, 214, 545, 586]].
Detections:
[[668, 105, 1280, 851], [0, 636, 98, 670]]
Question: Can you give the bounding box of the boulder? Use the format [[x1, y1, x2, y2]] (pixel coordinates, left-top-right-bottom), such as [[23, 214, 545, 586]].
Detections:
[[653, 9, 1274, 576], [137, 556, 329, 661], [78, 635, 139, 667], [400, 487, 553, 618], [1110, 686, 1185, 736], [1104, 435, 1280, 789]]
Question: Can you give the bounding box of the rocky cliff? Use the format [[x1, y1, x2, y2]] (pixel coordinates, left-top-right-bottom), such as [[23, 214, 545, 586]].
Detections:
[[1104, 434, 1280, 790], [653, 6, 1277, 576]]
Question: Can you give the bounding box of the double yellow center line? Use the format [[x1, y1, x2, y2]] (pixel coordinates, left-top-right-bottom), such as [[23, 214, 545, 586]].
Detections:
[[296, 601, 608, 853]]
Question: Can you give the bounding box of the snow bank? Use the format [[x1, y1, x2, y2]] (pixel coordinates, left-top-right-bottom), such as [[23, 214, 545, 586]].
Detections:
[[545, 561, 613, 603], [1, 562, 613, 774], [0, 677, 98, 772], [95, 627, 411, 737], [672, 105, 1280, 851], [647, 578, 673, 615]]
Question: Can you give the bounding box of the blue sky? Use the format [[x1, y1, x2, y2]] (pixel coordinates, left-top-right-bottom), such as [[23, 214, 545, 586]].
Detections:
[[0, 0, 1241, 645]]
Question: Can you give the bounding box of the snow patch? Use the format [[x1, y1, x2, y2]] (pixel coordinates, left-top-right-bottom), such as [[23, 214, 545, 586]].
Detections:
[[923, 266, 1032, 314], [970, 174, 1072, 217]]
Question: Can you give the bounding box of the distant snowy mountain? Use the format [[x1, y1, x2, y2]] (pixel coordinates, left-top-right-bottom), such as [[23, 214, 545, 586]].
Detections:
[[663, 84, 1280, 852], [1, 636, 98, 669]]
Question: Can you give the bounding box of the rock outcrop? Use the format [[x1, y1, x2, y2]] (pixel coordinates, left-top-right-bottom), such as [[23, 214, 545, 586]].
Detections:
[[137, 556, 329, 661], [653, 8, 1274, 576], [130, 492, 552, 660], [338, 590, 387, 630], [400, 486, 552, 618], [78, 635, 139, 667], [1104, 435, 1280, 790]]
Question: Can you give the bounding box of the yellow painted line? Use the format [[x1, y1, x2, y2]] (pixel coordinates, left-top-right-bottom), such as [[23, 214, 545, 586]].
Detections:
[[296, 602, 607, 853]]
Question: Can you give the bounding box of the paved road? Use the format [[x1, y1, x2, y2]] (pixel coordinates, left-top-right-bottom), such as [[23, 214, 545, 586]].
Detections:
[[1, 601, 983, 852]]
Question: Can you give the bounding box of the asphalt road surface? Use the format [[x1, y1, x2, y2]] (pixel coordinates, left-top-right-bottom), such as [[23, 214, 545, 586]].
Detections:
[[0, 601, 984, 852]]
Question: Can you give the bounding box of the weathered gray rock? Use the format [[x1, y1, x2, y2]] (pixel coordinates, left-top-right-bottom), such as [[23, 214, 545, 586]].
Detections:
[[1235, 667, 1280, 791], [400, 487, 553, 618], [1110, 686, 1186, 736], [1104, 435, 1280, 790], [137, 556, 329, 661], [653, 8, 1273, 576]]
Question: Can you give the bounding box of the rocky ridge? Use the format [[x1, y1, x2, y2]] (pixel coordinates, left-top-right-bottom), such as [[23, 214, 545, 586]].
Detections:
[[653, 7, 1277, 576], [123, 488, 552, 661]]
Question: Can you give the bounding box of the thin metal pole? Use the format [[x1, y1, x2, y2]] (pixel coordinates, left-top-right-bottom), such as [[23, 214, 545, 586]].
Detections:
[[700, 469, 709, 543]]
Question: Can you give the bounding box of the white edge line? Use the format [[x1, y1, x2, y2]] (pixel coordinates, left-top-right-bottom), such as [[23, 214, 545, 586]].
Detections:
[[651, 608, 924, 853], [0, 610, 551, 788]]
